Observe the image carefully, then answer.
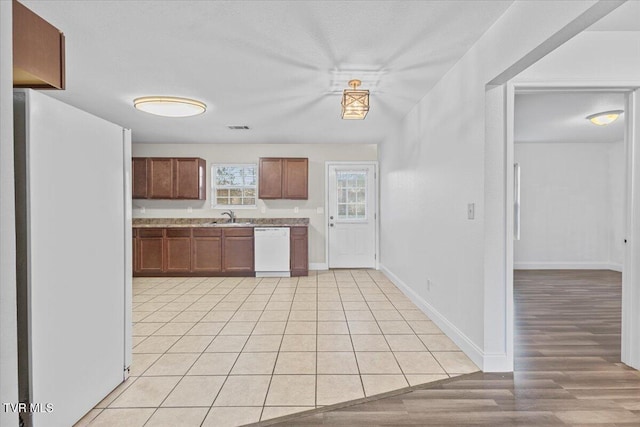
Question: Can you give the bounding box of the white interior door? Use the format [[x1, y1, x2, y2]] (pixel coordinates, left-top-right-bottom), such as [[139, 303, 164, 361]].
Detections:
[[327, 163, 377, 268]]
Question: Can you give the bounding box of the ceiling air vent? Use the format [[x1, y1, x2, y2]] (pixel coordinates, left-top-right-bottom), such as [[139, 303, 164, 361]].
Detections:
[[227, 125, 250, 130]]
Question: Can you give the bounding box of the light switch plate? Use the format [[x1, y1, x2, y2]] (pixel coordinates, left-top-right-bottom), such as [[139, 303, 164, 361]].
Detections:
[[294, 207, 299, 213], [317, 207, 324, 214], [468, 203, 475, 220]]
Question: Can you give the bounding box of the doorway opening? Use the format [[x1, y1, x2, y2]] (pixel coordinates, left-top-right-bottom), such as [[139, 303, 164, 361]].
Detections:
[[512, 88, 633, 371], [513, 89, 627, 370]]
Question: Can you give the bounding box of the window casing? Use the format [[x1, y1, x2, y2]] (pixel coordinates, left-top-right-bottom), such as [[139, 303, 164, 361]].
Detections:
[[212, 164, 257, 208]]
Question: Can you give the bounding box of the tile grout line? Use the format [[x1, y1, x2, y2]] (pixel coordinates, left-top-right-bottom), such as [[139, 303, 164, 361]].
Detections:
[[198, 276, 278, 426], [362, 269, 412, 387], [138, 276, 240, 426], [259, 276, 300, 422], [131, 277, 250, 426]]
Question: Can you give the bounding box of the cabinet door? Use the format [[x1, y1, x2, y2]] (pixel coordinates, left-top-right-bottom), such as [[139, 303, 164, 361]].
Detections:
[[258, 158, 282, 199], [137, 229, 164, 273], [13, 0, 65, 89], [165, 229, 191, 272], [283, 158, 308, 199], [290, 226, 308, 276], [192, 228, 222, 272], [132, 158, 148, 199], [148, 158, 174, 199], [174, 158, 206, 200], [223, 228, 254, 272]]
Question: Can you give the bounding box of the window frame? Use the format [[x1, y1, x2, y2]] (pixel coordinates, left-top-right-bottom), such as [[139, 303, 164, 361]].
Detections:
[[211, 163, 258, 209]]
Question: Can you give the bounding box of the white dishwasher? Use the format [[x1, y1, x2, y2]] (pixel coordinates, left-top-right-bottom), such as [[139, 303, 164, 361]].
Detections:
[[254, 227, 291, 277]]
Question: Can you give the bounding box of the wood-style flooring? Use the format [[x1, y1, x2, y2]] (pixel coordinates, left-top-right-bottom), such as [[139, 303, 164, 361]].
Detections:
[[264, 270, 640, 426]]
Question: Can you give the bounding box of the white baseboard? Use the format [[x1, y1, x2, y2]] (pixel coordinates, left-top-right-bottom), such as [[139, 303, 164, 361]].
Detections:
[[379, 264, 485, 371], [483, 352, 513, 372], [309, 263, 328, 271], [515, 261, 623, 272]]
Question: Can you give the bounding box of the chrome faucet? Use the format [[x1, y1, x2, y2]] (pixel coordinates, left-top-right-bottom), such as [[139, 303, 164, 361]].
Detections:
[[221, 210, 236, 223]]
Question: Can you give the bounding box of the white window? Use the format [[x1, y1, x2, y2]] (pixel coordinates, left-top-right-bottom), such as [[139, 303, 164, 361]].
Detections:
[[212, 164, 257, 208]]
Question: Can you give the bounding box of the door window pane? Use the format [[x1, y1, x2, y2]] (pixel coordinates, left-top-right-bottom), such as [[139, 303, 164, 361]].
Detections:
[[336, 170, 367, 220]]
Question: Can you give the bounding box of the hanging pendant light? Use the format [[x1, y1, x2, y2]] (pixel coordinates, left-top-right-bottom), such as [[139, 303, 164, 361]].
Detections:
[[341, 79, 369, 120]]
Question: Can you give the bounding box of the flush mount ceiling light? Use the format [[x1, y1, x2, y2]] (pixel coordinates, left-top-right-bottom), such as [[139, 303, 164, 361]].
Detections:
[[586, 110, 623, 126], [341, 79, 369, 120], [133, 96, 206, 117]]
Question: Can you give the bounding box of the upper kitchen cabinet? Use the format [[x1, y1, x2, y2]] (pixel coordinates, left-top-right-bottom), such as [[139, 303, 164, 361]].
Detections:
[[148, 158, 174, 199], [131, 157, 149, 199], [258, 157, 308, 200], [13, 0, 66, 89], [174, 158, 206, 199], [132, 157, 206, 200]]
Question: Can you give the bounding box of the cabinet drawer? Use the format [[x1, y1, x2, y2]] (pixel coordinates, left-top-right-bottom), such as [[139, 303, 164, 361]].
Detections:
[[193, 228, 222, 237], [223, 227, 254, 237], [138, 228, 163, 237], [290, 226, 308, 236], [166, 228, 191, 238]]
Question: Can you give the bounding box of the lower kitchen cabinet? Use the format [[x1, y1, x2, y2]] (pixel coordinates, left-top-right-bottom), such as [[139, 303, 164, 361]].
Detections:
[[133, 226, 257, 276], [290, 226, 308, 277], [222, 228, 254, 273], [192, 228, 222, 273], [165, 229, 191, 272], [133, 225, 307, 277], [137, 229, 164, 274]]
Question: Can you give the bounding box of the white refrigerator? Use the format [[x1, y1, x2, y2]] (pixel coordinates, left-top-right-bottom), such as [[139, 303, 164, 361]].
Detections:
[[13, 89, 132, 427]]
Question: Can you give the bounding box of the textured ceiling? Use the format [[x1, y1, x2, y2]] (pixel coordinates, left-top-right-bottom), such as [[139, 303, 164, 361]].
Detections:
[[22, 0, 513, 144], [515, 91, 626, 144]]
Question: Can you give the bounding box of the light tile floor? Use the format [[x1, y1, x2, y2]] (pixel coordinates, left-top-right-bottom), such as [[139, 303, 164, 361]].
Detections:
[[77, 269, 478, 427]]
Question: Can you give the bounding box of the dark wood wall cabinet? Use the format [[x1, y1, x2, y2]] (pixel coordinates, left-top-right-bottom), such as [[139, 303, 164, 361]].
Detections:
[[13, 0, 65, 89], [132, 157, 206, 200], [258, 158, 308, 200], [133, 225, 308, 277]]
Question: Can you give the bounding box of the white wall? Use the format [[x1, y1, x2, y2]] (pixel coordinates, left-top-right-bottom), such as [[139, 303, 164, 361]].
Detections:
[[0, 1, 19, 426], [132, 143, 377, 267], [516, 31, 640, 82], [514, 140, 625, 270], [377, 0, 605, 369]]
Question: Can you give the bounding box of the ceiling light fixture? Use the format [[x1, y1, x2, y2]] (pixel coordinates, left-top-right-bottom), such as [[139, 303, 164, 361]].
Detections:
[[341, 79, 369, 120], [586, 110, 623, 126], [133, 96, 206, 117]]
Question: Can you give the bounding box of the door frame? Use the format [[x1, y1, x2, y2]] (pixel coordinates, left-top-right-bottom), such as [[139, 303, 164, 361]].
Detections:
[[325, 161, 379, 270], [492, 81, 640, 372]]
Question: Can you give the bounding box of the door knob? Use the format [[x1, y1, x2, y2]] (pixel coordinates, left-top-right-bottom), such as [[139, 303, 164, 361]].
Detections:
[[330, 224, 334, 227], [330, 216, 334, 220]]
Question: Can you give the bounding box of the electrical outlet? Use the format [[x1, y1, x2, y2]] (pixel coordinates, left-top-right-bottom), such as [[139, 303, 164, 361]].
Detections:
[[187, 207, 193, 213], [467, 203, 475, 220], [294, 207, 299, 214], [427, 279, 431, 291], [140, 207, 146, 214], [260, 206, 266, 213]]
